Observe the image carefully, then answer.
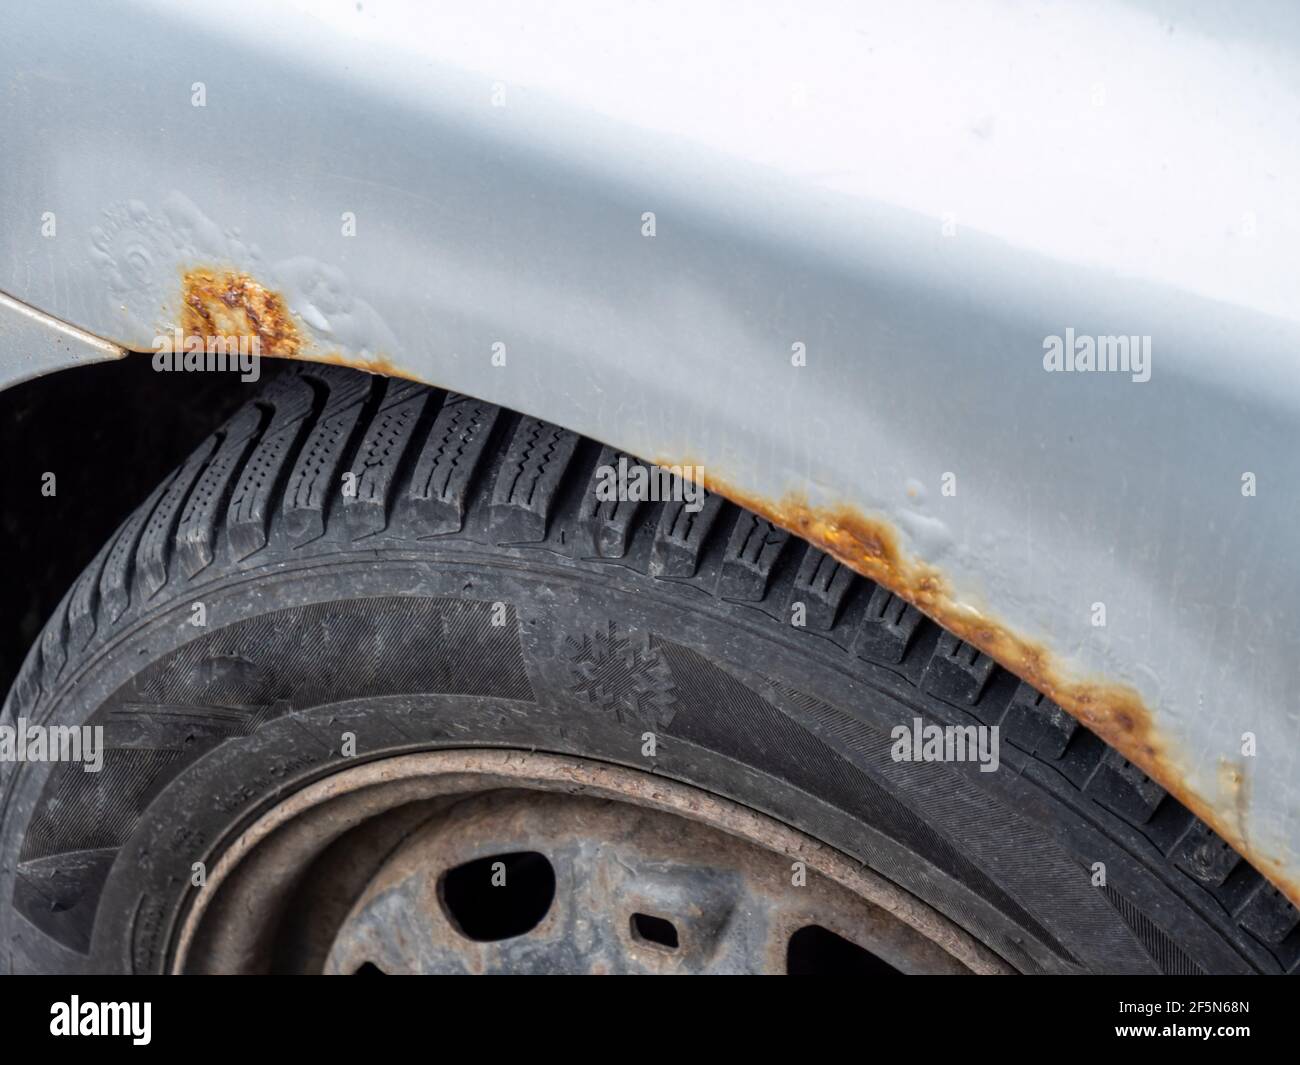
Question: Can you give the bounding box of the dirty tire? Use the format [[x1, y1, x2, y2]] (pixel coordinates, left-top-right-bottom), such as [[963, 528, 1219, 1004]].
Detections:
[[1, 365, 1296, 974]]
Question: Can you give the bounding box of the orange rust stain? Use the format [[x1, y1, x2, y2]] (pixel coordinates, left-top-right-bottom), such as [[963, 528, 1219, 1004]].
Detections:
[[181, 269, 304, 357], [665, 463, 1300, 908], [177, 268, 425, 381], [288, 348, 426, 383], [1219, 759, 1251, 857]]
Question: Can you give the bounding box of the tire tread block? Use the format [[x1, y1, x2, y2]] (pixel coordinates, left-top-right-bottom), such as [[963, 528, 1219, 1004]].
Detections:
[[490, 416, 580, 542], [406, 393, 502, 537]]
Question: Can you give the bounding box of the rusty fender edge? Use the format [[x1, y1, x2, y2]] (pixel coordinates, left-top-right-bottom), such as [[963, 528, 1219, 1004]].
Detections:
[[148, 267, 1295, 908], [657, 465, 1298, 911]]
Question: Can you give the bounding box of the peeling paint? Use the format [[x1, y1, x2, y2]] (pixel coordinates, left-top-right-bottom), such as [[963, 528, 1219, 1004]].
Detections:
[[660, 463, 1300, 908], [178, 268, 417, 379], [181, 269, 303, 357], [84, 193, 400, 361]]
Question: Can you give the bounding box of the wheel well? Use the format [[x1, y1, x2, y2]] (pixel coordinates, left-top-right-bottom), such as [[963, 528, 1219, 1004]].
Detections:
[[0, 357, 270, 695]]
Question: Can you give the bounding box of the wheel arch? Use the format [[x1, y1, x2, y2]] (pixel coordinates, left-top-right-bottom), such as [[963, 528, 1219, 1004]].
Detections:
[[2, 1, 1299, 905]]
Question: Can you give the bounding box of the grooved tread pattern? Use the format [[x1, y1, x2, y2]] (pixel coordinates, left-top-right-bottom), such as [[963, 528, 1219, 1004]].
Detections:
[[282, 367, 374, 546], [491, 416, 580, 541], [344, 380, 432, 538], [407, 393, 501, 536]]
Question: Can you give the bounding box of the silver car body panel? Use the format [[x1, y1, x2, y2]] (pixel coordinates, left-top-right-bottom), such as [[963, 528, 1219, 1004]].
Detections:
[[1, 1, 1297, 899], [0, 292, 123, 386]]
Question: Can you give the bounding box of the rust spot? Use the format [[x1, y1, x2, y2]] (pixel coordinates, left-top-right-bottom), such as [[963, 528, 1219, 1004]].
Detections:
[[181, 269, 303, 357], [177, 268, 425, 381], [662, 463, 1300, 907]]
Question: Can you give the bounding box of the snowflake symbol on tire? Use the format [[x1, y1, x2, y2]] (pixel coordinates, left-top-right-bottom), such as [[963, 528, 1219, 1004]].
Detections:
[[563, 622, 678, 728]]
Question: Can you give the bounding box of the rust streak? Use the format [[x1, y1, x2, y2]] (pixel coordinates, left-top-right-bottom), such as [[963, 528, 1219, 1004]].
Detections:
[[662, 464, 1299, 908], [285, 349, 426, 382]]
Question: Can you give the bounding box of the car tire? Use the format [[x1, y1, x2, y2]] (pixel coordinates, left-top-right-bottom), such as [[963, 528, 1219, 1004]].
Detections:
[[1, 364, 1294, 974]]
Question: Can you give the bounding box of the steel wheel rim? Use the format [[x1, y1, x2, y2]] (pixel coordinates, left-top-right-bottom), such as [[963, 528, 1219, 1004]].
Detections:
[[172, 749, 1010, 974]]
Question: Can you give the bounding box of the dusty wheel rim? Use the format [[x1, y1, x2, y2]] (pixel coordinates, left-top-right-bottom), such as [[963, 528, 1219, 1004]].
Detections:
[[172, 749, 1010, 974]]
